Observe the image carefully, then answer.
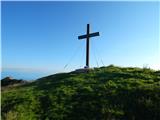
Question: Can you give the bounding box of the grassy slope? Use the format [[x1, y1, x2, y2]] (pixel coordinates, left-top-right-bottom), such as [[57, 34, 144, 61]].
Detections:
[[1, 65, 160, 120]]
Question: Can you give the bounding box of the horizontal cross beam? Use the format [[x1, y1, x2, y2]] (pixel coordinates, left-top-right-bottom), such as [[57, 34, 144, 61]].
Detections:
[[78, 32, 100, 40]]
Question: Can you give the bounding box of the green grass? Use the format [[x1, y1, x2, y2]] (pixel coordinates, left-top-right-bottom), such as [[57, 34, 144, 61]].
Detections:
[[1, 65, 160, 120]]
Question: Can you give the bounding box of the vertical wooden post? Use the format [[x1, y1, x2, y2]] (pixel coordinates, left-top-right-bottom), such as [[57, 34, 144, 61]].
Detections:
[[86, 24, 90, 68]]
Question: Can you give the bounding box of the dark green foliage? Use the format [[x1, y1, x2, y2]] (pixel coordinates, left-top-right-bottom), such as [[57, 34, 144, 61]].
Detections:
[[1, 65, 160, 120]]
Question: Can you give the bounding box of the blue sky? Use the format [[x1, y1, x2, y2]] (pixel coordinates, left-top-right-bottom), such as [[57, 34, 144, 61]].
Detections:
[[1, 1, 160, 80]]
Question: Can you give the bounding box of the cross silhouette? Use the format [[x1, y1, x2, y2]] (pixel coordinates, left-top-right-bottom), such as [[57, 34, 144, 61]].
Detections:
[[78, 24, 100, 68]]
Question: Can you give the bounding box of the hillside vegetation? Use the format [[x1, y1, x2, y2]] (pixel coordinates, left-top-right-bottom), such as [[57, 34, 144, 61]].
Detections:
[[1, 65, 160, 120]]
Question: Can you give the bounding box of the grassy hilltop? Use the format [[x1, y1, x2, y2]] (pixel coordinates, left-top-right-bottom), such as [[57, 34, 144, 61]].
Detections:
[[1, 65, 160, 120]]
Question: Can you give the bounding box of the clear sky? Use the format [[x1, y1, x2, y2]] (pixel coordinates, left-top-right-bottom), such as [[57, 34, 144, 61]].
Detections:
[[1, 1, 160, 80]]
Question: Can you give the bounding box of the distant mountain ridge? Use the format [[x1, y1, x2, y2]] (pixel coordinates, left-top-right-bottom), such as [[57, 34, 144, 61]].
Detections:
[[1, 65, 160, 120], [1, 76, 28, 87]]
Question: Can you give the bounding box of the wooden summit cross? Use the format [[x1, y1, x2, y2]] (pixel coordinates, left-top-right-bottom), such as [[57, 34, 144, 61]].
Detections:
[[78, 24, 100, 68]]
